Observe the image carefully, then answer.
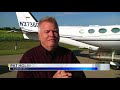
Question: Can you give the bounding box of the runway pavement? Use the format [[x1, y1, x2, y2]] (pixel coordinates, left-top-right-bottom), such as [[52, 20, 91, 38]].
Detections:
[[0, 50, 120, 78]]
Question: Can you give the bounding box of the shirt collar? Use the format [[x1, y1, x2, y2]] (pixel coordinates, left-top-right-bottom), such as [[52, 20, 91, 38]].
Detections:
[[39, 45, 59, 56]]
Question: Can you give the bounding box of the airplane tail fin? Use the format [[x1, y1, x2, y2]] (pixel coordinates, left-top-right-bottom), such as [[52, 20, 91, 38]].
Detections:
[[16, 12, 39, 40], [16, 12, 38, 32]]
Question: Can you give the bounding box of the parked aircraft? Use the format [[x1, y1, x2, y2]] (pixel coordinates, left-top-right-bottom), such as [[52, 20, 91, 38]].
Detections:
[[16, 12, 120, 69]]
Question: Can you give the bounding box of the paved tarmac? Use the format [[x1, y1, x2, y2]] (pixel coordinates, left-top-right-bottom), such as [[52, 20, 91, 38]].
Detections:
[[0, 50, 120, 78]]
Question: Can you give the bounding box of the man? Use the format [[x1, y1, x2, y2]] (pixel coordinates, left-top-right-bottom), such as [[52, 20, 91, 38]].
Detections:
[[17, 16, 86, 78]]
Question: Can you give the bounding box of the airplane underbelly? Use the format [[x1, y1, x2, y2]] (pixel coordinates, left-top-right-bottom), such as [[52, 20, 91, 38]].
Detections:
[[82, 41, 120, 50]]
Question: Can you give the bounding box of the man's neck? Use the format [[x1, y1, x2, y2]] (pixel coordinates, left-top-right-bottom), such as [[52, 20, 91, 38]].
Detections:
[[41, 44, 57, 52]]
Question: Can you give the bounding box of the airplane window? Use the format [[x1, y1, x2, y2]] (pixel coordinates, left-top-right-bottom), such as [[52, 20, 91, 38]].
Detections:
[[99, 28, 107, 33], [111, 28, 120, 33], [88, 29, 95, 34], [79, 29, 84, 34]]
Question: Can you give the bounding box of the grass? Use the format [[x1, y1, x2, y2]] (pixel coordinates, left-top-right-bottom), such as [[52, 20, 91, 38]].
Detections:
[[0, 30, 7, 33], [0, 31, 24, 41], [0, 40, 81, 56], [0, 40, 40, 50], [0, 49, 26, 55], [0, 29, 84, 55], [0, 40, 40, 55]]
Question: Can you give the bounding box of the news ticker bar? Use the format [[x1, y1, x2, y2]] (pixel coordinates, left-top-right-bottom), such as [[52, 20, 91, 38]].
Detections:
[[8, 63, 110, 71]]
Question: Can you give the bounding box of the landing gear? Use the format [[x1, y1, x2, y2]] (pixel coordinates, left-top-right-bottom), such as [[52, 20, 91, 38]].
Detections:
[[110, 50, 120, 70], [110, 61, 120, 70]]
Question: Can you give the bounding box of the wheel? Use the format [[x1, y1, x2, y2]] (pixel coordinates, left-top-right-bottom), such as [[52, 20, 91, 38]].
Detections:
[[110, 61, 120, 70], [110, 65, 120, 70]]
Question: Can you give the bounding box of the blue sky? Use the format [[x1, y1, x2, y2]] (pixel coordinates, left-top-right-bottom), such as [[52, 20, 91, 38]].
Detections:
[[0, 12, 120, 29]]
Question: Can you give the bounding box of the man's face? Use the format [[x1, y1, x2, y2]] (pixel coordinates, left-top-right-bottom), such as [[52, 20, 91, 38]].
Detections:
[[38, 21, 59, 51]]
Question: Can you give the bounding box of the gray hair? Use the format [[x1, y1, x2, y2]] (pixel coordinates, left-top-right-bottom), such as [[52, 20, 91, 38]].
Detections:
[[38, 16, 59, 32]]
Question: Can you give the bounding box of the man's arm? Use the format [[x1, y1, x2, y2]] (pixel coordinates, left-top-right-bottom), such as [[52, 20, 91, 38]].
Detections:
[[70, 52, 86, 78], [17, 53, 33, 78]]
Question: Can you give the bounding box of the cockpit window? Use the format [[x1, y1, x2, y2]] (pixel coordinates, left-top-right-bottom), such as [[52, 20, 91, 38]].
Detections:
[[88, 29, 95, 34], [111, 28, 120, 33], [99, 28, 107, 33]]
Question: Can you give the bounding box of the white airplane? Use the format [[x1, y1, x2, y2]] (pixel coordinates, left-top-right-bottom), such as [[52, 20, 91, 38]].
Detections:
[[16, 12, 120, 69]]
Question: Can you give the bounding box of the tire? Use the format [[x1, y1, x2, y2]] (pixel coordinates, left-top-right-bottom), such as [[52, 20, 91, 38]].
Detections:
[[110, 65, 120, 70]]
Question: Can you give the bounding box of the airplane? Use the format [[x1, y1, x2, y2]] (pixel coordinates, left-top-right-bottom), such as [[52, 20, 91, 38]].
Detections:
[[16, 12, 120, 69]]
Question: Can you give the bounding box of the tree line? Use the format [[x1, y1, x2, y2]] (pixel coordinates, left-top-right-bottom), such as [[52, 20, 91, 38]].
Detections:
[[0, 27, 21, 31]]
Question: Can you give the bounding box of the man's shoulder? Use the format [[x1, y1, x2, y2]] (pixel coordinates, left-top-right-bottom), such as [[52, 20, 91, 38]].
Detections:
[[57, 46, 72, 53], [27, 45, 40, 51], [24, 45, 40, 55]]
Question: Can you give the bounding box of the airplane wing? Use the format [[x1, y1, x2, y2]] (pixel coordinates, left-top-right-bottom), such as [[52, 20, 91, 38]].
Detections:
[[59, 36, 99, 51]]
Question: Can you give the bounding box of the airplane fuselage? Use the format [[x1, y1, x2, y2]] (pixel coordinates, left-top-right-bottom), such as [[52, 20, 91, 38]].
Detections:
[[59, 25, 120, 50], [16, 12, 120, 51], [16, 12, 120, 67]]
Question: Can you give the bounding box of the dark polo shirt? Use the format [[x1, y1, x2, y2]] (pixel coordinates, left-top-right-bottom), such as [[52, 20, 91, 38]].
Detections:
[[17, 45, 86, 78]]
